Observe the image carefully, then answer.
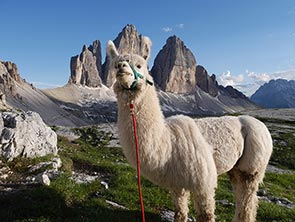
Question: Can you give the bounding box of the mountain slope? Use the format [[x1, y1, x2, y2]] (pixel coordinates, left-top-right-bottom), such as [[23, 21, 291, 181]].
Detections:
[[251, 79, 295, 108], [0, 61, 90, 127]]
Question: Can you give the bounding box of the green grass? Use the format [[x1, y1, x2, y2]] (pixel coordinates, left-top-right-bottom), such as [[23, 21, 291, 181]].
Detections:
[[257, 117, 295, 170], [271, 131, 295, 170], [0, 125, 295, 222]]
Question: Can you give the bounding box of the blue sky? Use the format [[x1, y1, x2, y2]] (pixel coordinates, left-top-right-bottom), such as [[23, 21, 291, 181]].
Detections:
[[1, 0, 295, 96]]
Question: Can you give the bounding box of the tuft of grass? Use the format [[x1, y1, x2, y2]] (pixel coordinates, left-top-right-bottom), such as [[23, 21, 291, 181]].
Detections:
[[258, 202, 295, 222], [262, 173, 295, 202]]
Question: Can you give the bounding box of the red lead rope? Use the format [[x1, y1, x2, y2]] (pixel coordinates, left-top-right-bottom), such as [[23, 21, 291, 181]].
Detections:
[[130, 102, 146, 222]]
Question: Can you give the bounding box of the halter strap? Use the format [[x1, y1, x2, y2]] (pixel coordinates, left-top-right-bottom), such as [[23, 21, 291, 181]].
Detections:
[[128, 64, 153, 90]]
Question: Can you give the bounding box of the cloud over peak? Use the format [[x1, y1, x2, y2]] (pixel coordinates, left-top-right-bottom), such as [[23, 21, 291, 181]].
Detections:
[[162, 23, 184, 33], [217, 69, 295, 96], [162, 27, 172, 32], [218, 70, 244, 87], [176, 23, 184, 29]]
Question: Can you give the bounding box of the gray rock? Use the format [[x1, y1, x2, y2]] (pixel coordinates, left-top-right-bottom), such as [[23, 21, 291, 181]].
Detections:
[[151, 36, 197, 94], [28, 157, 62, 173], [0, 113, 3, 129], [0, 111, 58, 161], [105, 200, 128, 210], [0, 166, 13, 180], [2, 61, 22, 83], [160, 209, 196, 222], [71, 171, 100, 184], [216, 199, 234, 206], [0, 61, 18, 97], [38, 173, 50, 186], [259, 196, 295, 209], [0, 91, 7, 107]]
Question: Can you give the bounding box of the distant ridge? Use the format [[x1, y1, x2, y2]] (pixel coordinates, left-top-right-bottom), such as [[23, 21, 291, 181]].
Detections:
[[251, 79, 295, 108]]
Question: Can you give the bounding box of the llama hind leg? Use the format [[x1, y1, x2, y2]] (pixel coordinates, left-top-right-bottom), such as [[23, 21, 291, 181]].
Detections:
[[228, 168, 262, 222], [171, 189, 190, 222]]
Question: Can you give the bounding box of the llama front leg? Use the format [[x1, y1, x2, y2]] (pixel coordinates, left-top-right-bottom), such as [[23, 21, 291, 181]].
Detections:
[[171, 189, 190, 222], [193, 172, 217, 222], [228, 168, 261, 222], [193, 188, 216, 222]]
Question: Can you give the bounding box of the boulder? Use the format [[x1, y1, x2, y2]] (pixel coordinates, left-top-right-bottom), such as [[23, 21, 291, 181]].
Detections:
[[151, 36, 197, 94], [0, 111, 57, 161]]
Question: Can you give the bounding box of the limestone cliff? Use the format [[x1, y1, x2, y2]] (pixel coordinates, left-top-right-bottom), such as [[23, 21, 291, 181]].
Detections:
[[151, 36, 197, 94], [69, 40, 102, 87]]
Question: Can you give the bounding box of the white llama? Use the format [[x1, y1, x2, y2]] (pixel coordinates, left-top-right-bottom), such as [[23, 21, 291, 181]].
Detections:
[[107, 37, 273, 222]]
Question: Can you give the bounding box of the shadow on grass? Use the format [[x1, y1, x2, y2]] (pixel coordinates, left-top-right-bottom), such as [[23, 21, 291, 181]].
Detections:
[[0, 186, 162, 222]]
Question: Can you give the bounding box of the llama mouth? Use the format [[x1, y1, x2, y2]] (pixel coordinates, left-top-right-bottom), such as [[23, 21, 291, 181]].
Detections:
[[116, 72, 132, 77]]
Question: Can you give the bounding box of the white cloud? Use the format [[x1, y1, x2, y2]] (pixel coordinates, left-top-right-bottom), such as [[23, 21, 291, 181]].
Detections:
[[176, 23, 184, 29], [217, 69, 295, 97], [248, 70, 295, 84], [247, 71, 271, 85], [162, 27, 172, 32], [246, 70, 295, 96], [218, 70, 244, 87]]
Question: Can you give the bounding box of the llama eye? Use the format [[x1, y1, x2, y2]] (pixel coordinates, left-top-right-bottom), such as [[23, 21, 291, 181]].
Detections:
[[137, 64, 142, 69]]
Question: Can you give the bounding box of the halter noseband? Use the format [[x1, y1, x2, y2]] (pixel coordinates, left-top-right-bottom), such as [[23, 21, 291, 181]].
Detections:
[[127, 64, 153, 90]]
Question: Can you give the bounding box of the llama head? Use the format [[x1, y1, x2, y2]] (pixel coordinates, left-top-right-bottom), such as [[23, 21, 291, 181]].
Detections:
[[107, 37, 153, 92]]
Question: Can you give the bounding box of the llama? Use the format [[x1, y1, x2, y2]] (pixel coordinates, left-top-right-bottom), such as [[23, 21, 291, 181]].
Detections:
[[107, 38, 273, 222]]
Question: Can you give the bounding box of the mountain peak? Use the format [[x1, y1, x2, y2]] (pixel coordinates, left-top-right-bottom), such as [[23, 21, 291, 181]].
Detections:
[[251, 78, 295, 108], [151, 36, 197, 94], [68, 40, 102, 88]]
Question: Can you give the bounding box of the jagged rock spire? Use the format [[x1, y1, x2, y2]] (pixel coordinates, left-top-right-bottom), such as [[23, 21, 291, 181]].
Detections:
[[68, 40, 102, 88], [151, 36, 197, 94]]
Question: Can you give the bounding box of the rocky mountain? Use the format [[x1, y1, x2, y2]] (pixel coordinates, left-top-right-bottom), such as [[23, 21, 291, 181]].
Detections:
[[151, 36, 197, 94], [195, 65, 219, 97], [0, 61, 22, 97], [251, 79, 295, 108], [0, 60, 90, 126], [69, 25, 151, 88], [150, 35, 255, 115], [69, 40, 102, 87], [1, 25, 257, 127]]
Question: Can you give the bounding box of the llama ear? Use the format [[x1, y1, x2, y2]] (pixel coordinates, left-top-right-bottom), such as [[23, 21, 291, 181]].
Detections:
[[141, 36, 152, 61], [107, 40, 119, 60]]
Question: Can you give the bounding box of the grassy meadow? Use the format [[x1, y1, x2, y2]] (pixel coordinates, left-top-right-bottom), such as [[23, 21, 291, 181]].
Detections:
[[0, 117, 294, 222]]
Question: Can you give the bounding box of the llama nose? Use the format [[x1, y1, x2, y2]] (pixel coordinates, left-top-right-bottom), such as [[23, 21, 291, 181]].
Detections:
[[117, 61, 128, 69]]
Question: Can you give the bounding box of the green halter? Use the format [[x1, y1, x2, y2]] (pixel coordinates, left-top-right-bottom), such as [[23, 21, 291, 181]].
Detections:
[[128, 64, 153, 90]]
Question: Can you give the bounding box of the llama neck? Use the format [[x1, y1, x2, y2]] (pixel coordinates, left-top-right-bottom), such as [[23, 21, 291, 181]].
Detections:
[[116, 85, 169, 169]]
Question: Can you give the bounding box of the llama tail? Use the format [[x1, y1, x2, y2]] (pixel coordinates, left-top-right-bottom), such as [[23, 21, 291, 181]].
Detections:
[[235, 115, 273, 180]]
